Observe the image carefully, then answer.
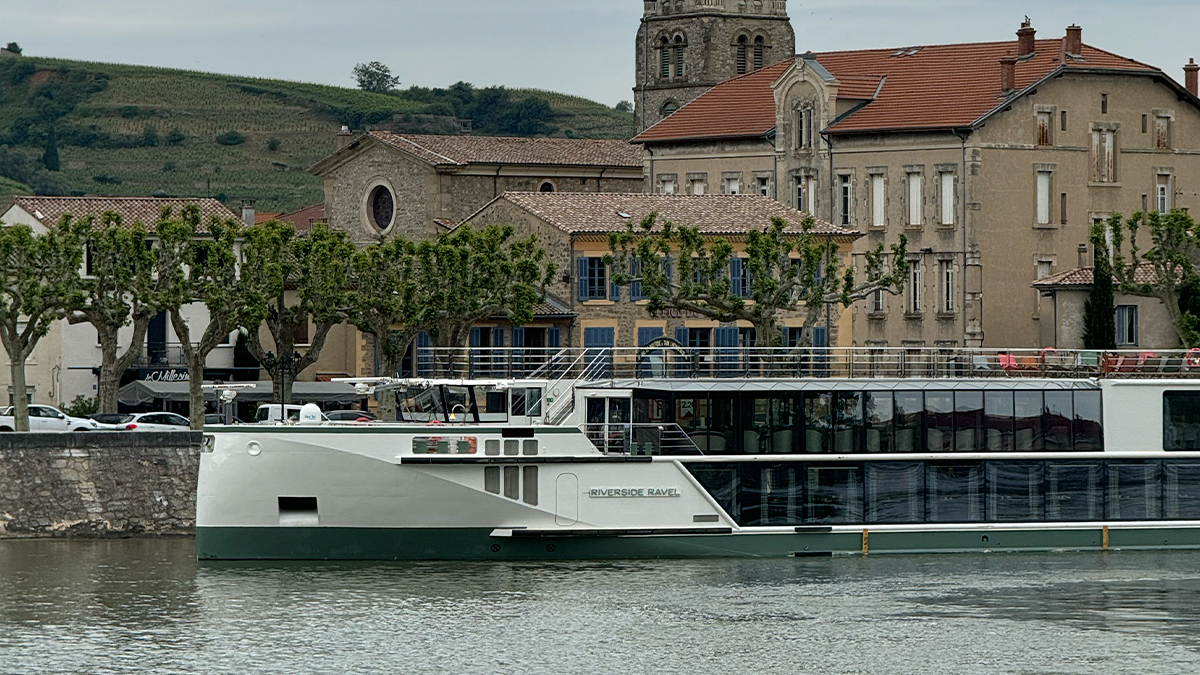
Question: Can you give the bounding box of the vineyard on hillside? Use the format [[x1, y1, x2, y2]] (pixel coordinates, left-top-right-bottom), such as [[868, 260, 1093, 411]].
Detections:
[[0, 56, 635, 213]]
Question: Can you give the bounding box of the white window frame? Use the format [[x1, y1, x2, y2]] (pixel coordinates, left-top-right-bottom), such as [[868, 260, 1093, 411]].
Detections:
[[690, 178, 706, 196], [1093, 129, 1117, 183], [870, 289, 885, 314], [757, 176, 770, 197], [939, 172, 955, 226], [907, 260, 923, 314], [871, 174, 886, 228], [806, 177, 818, 215], [1036, 171, 1053, 225], [659, 177, 677, 195], [1157, 174, 1173, 213], [724, 177, 740, 195], [838, 174, 853, 226], [907, 173, 923, 226], [1116, 305, 1139, 346], [938, 260, 955, 313]]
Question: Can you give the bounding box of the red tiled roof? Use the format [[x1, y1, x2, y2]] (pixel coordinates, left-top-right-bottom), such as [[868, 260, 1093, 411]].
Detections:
[[7, 196, 239, 232], [473, 192, 856, 238], [635, 33, 1161, 142], [367, 132, 643, 168], [273, 203, 326, 231], [1032, 262, 1157, 288]]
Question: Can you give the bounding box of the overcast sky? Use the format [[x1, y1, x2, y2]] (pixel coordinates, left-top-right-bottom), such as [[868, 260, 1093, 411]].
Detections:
[[7, 1, 1200, 107]]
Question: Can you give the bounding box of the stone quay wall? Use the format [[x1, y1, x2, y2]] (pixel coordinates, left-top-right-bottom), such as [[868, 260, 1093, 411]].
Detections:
[[0, 432, 202, 538]]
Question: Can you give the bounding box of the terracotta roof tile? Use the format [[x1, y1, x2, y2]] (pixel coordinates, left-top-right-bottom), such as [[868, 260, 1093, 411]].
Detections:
[[368, 131, 642, 168], [1032, 262, 1157, 288], [635, 34, 1161, 142], [478, 192, 856, 238], [8, 196, 239, 233]]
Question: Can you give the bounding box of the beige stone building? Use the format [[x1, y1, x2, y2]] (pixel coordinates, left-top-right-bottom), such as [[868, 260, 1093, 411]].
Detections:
[[634, 18, 1200, 349], [1034, 262, 1180, 350], [311, 132, 644, 245], [458, 192, 858, 352]]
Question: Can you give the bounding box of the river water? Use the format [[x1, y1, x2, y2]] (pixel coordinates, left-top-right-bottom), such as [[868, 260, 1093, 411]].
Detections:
[[1, 540, 1199, 674]]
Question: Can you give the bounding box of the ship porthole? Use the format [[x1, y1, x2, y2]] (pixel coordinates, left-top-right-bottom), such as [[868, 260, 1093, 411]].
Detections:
[[247, 441, 262, 456], [981, 535, 989, 543], [546, 543, 556, 553], [490, 544, 501, 553]]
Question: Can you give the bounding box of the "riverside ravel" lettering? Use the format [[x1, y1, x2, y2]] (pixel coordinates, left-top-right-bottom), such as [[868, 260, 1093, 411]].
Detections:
[[588, 487, 681, 498]]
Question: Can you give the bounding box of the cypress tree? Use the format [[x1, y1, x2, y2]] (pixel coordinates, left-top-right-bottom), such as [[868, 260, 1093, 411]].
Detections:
[[41, 126, 60, 172], [1082, 222, 1116, 349]]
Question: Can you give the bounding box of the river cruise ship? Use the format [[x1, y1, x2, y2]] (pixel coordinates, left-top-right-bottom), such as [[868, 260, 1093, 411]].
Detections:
[[197, 346, 1200, 560]]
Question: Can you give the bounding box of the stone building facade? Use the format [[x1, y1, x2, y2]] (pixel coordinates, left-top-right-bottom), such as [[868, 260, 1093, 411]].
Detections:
[[1033, 262, 1180, 350], [311, 132, 644, 245], [634, 21, 1200, 349], [634, 0, 795, 134], [459, 192, 859, 351]]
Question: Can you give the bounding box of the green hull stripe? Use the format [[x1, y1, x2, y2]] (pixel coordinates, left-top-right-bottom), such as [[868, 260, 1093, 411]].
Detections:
[[196, 526, 1200, 561]]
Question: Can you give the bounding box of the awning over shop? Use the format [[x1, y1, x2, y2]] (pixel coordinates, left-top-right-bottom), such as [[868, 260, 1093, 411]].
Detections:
[[117, 380, 366, 406]]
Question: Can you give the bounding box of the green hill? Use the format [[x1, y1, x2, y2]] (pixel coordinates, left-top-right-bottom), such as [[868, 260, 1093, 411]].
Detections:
[[0, 56, 636, 212]]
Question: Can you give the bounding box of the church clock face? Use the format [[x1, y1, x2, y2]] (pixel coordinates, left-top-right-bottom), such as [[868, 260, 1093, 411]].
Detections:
[[369, 185, 395, 231]]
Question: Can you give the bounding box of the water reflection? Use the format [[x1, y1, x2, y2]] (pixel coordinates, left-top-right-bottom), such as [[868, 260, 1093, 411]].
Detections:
[[3, 540, 1200, 674]]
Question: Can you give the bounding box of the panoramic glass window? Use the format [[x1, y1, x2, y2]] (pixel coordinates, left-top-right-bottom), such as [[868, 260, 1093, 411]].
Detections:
[[1164, 391, 1200, 450], [369, 185, 394, 230]]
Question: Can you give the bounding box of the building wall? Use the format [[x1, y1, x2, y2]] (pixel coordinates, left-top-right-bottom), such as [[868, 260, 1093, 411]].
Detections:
[[634, 0, 795, 133], [322, 143, 438, 245], [644, 138, 777, 196]]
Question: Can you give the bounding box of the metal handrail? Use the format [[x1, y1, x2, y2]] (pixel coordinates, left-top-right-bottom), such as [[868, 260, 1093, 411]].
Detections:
[[584, 422, 703, 456]]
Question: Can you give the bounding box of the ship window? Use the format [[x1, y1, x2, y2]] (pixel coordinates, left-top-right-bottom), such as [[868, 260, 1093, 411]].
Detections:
[[925, 392, 954, 453], [1164, 391, 1200, 450], [865, 462, 924, 522], [925, 463, 984, 522], [523, 439, 538, 456], [1107, 461, 1162, 520], [485, 439, 500, 456], [804, 393, 832, 453], [894, 392, 924, 453], [504, 439, 520, 456], [985, 391, 1015, 452], [1045, 461, 1103, 521], [805, 466, 862, 524], [484, 466, 501, 494], [986, 462, 1044, 521], [954, 391, 985, 453], [1164, 461, 1200, 518], [1074, 391, 1103, 451], [864, 392, 894, 453], [503, 466, 520, 500], [1014, 391, 1044, 452], [1044, 391, 1074, 451], [522, 466, 539, 505]]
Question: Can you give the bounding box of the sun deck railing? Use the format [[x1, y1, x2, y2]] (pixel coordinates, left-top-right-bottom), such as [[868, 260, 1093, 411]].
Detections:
[[406, 347, 1200, 381]]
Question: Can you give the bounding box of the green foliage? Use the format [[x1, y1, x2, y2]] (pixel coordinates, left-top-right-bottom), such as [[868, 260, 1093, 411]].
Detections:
[[92, 173, 120, 184], [608, 215, 909, 347], [0, 144, 65, 194], [60, 394, 98, 417], [238, 222, 355, 404], [139, 123, 158, 147], [1109, 209, 1200, 347], [349, 238, 416, 420], [615, 100, 633, 113], [400, 82, 557, 136], [267, 136, 280, 152], [40, 125, 58, 170], [4, 43, 21, 55], [0, 219, 84, 430], [162, 161, 175, 172], [352, 61, 400, 93], [165, 127, 185, 145], [215, 130, 245, 146], [1082, 222, 1116, 350], [410, 224, 557, 350]]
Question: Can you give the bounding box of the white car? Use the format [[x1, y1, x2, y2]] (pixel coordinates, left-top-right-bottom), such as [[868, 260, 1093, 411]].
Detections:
[[103, 412, 193, 431], [0, 405, 107, 432]]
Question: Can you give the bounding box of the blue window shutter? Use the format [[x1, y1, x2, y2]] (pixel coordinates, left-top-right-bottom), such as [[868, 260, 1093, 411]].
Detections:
[[814, 327, 828, 348], [492, 327, 505, 347], [714, 326, 738, 348], [638, 326, 663, 347], [585, 327, 615, 347], [675, 327, 689, 345], [418, 331, 430, 348], [469, 328, 481, 348], [512, 327, 525, 347], [663, 256, 673, 284], [577, 258, 588, 301], [630, 259, 643, 301], [609, 264, 620, 302], [548, 327, 561, 348], [730, 258, 744, 297]]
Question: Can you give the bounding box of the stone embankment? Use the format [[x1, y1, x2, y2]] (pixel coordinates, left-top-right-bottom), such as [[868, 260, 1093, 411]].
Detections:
[[0, 432, 201, 538]]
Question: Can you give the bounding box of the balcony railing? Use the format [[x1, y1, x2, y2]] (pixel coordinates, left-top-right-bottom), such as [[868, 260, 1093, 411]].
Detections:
[[409, 346, 1200, 381]]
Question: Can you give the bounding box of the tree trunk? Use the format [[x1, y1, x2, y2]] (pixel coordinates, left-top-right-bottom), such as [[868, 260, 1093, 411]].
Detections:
[[96, 328, 122, 413], [186, 351, 206, 430], [9, 351, 28, 432]]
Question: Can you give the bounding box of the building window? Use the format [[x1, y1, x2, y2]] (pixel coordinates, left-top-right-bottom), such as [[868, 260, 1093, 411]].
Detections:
[[939, 172, 955, 226], [539, 181, 556, 193], [658, 175, 677, 195], [796, 108, 812, 150], [753, 36, 765, 70], [1157, 174, 1173, 213], [907, 261, 923, 314], [674, 36, 685, 78], [870, 174, 885, 228], [806, 177, 818, 214], [1092, 130, 1117, 183], [1101, 93, 1109, 114], [724, 177, 740, 195], [1036, 111, 1052, 146], [1156, 116, 1171, 150], [1037, 259, 1053, 283], [578, 257, 608, 301], [690, 177, 706, 195], [736, 35, 748, 74], [870, 289, 885, 314], [756, 176, 770, 196], [1036, 170, 1053, 225], [687, 328, 711, 348], [837, 174, 853, 226], [661, 101, 679, 117], [1142, 114, 1149, 134], [907, 172, 923, 226], [1061, 193, 1068, 225], [1061, 110, 1068, 132], [730, 257, 750, 297], [938, 260, 955, 313], [1116, 305, 1138, 346], [660, 38, 670, 78], [369, 185, 394, 231]]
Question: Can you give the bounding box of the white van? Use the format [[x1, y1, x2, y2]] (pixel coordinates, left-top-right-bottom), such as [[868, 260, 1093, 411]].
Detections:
[[254, 404, 329, 424]]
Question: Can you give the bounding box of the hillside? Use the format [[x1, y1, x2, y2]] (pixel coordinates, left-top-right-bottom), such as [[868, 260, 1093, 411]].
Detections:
[[0, 56, 636, 213]]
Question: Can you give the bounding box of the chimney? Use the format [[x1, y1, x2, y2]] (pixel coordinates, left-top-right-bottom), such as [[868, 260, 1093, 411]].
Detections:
[[241, 200, 255, 226], [1064, 25, 1082, 58], [1017, 19, 1036, 58], [335, 124, 353, 151], [1186, 58, 1200, 97], [1000, 55, 1018, 93], [1078, 244, 1089, 269]]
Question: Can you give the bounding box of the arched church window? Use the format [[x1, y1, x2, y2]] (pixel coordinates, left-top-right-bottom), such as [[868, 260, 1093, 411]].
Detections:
[[662, 101, 679, 117], [369, 185, 394, 231], [736, 35, 748, 75], [539, 181, 556, 193], [660, 38, 671, 78], [754, 36, 765, 71], [674, 35, 685, 78]]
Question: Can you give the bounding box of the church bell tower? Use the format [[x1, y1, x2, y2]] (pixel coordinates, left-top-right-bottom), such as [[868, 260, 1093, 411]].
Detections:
[[634, 0, 795, 133]]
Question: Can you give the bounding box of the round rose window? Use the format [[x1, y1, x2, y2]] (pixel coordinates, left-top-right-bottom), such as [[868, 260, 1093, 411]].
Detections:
[[369, 185, 394, 231]]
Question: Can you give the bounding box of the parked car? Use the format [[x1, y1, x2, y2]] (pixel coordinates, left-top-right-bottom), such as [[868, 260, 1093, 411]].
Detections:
[[325, 410, 377, 422], [254, 404, 329, 423], [0, 405, 107, 432], [84, 412, 192, 431]]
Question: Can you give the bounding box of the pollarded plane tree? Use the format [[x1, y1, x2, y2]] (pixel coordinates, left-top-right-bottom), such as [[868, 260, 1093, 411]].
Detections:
[[1108, 209, 1200, 348], [608, 214, 908, 348]]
